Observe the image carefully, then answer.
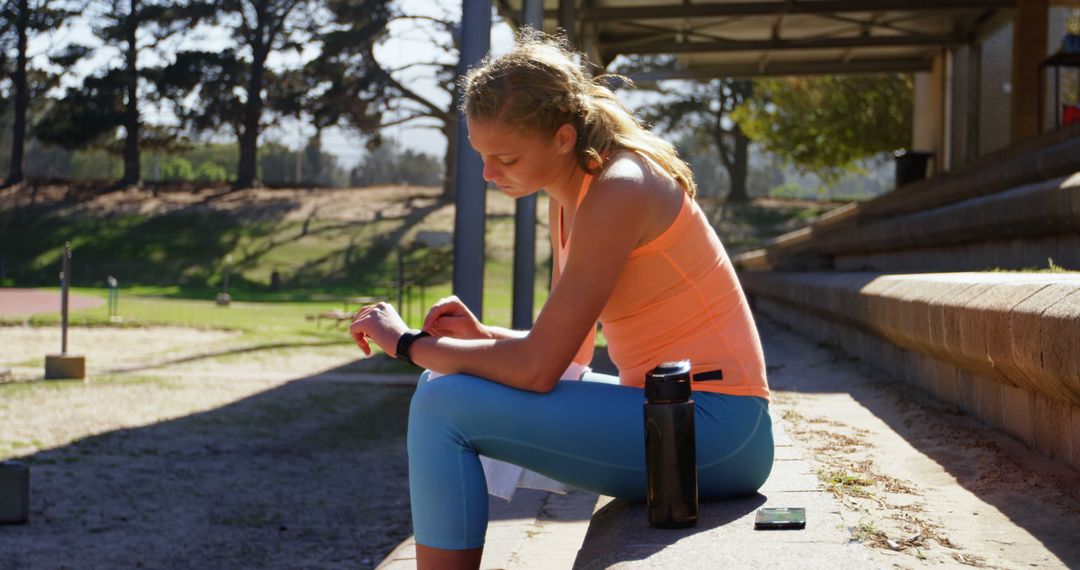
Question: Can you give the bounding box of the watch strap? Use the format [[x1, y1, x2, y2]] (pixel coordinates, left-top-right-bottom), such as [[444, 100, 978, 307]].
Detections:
[[395, 329, 430, 366]]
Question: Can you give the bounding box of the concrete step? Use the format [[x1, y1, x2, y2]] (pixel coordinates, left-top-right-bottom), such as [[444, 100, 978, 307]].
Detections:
[[740, 271, 1080, 470], [570, 421, 875, 569], [377, 488, 598, 570]]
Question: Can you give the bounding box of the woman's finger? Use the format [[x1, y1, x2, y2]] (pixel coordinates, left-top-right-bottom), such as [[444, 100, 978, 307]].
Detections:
[[353, 304, 377, 322], [423, 302, 456, 331], [350, 326, 371, 356]]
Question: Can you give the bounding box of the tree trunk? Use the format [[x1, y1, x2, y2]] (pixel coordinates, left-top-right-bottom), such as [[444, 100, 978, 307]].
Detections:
[[726, 126, 750, 203], [6, 0, 29, 186], [234, 3, 271, 191], [441, 81, 461, 199], [442, 120, 457, 199], [120, 0, 141, 186], [235, 58, 265, 189]]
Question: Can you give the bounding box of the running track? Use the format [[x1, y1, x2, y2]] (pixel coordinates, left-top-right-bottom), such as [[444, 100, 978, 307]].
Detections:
[[0, 289, 104, 317]]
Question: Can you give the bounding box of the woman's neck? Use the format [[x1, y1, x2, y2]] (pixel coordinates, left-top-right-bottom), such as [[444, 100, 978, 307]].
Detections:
[[546, 160, 587, 212]]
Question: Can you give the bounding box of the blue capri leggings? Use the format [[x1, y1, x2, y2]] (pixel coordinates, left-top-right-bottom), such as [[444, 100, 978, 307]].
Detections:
[[407, 371, 774, 550]]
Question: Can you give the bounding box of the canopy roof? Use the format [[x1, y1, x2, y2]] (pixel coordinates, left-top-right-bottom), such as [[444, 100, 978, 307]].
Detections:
[[496, 0, 1015, 78]]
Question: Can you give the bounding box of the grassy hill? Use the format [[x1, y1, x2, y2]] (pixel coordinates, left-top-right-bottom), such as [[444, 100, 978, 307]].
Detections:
[[0, 183, 840, 330]]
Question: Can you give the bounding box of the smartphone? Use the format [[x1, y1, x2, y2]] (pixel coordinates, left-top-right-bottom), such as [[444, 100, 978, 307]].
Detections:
[[754, 507, 806, 530]]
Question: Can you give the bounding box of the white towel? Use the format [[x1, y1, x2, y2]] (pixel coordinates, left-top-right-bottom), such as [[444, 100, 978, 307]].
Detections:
[[424, 362, 590, 501]]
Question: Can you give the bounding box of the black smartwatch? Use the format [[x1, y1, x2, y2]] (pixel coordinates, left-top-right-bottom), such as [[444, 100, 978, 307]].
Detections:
[[395, 329, 430, 366]]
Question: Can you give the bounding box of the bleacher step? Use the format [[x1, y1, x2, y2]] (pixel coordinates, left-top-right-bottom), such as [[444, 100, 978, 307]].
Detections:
[[377, 488, 598, 570], [570, 422, 874, 569]]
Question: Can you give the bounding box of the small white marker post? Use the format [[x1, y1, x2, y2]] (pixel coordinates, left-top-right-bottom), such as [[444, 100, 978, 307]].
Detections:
[[216, 254, 232, 306], [45, 242, 86, 380]]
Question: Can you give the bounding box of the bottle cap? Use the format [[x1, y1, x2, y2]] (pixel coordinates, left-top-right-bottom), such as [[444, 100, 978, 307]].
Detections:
[[645, 359, 691, 403]]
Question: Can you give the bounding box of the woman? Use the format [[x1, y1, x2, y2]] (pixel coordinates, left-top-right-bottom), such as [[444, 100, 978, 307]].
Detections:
[[350, 31, 773, 570]]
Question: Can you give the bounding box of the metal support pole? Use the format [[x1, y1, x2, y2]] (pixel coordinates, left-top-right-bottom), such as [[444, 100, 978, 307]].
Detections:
[[45, 241, 85, 380], [559, 0, 576, 46], [60, 242, 70, 354], [451, 0, 491, 320], [512, 0, 544, 330], [524, 0, 542, 28], [1010, 0, 1049, 142], [396, 247, 404, 310], [965, 42, 981, 164]]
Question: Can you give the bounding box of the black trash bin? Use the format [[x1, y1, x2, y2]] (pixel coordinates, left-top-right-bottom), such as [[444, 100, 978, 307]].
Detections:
[[894, 150, 934, 187]]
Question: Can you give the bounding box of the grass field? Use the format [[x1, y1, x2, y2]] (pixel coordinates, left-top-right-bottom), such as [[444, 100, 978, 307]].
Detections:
[[0, 184, 834, 338]]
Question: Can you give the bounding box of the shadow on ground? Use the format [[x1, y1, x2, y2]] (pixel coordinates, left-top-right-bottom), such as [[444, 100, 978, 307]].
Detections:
[[0, 372, 415, 569], [573, 494, 766, 568]]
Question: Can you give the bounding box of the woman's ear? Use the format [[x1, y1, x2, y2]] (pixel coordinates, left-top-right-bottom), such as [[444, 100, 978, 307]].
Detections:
[[555, 124, 577, 155]]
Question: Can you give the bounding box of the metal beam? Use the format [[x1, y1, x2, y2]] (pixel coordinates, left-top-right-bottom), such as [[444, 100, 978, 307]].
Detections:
[[628, 57, 932, 81], [452, 0, 491, 319], [565, 0, 1014, 21], [600, 33, 964, 57], [512, 0, 543, 330]]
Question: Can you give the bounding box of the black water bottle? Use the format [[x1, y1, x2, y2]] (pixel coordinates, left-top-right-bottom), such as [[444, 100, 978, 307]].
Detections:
[[644, 360, 698, 528]]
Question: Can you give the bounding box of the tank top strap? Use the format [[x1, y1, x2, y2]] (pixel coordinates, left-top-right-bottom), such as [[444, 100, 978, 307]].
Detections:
[[575, 172, 594, 210], [558, 172, 595, 255]]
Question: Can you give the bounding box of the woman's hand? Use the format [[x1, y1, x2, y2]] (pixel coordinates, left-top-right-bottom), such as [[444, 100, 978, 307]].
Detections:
[[350, 302, 409, 357], [422, 295, 489, 340]]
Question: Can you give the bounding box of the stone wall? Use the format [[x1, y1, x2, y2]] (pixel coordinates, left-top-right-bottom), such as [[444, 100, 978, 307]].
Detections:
[[741, 272, 1080, 470]]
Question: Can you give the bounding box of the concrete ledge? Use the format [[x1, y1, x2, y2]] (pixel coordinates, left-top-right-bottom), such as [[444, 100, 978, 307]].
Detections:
[[741, 271, 1080, 470], [734, 173, 1080, 272], [860, 126, 1080, 222], [813, 174, 1080, 255]]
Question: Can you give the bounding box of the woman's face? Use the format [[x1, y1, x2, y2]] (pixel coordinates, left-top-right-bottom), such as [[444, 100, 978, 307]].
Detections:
[[466, 116, 575, 198]]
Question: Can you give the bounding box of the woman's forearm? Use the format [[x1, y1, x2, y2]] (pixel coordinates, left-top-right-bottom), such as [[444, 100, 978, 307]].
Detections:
[[481, 324, 528, 340], [409, 334, 563, 393]]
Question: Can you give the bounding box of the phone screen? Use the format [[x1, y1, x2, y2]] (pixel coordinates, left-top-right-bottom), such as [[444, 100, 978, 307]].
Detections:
[[754, 507, 806, 530]]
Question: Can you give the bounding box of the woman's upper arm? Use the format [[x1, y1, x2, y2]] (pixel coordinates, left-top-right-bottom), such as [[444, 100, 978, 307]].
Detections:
[[526, 177, 649, 383]]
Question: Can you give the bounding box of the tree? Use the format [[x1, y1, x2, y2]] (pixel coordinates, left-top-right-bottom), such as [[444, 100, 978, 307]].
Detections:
[[27, 0, 183, 186], [0, 0, 80, 185], [158, 0, 330, 189], [300, 0, 392, 143], [638, 78, 755, 203], [731, 74, 913, 185], [350, 137, 441, 187], [35, 69, 126, 152], [616, 55, 754, 203], [90, 0, 189, 185], [336, 3, 463, 197]]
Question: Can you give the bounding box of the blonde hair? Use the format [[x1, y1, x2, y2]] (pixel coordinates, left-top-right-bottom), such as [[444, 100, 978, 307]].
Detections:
[[461, 29, 697, 197]]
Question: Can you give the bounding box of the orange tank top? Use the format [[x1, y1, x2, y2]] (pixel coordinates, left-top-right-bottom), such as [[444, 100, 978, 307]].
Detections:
[[556, 172, 769, 400]]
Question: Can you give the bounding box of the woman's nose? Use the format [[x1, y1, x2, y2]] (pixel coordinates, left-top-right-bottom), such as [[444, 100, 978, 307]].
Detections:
[[482, 161, 499, 182]]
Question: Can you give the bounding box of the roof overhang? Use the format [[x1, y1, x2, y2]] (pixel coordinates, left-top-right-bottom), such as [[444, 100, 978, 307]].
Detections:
[[496, 0, 1015, 79]]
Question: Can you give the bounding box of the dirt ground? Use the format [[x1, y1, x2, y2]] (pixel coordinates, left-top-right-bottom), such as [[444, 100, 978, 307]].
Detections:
[[3, 319, 1080, 569], [0, 326, 416, 569]]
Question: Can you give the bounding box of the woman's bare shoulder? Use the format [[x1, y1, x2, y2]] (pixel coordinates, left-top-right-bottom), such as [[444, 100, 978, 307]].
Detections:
[[584, 151, 683, 246], [594, 151, 648, 188], [590, 151, 680, 205]]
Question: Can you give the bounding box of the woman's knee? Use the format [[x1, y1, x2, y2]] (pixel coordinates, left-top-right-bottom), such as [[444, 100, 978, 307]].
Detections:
[[411, 372, 475, 417], [408, 373, 484, 446]]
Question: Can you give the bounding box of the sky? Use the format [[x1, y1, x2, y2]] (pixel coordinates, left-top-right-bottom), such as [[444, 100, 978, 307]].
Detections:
[[29, 0, 516, 170]]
